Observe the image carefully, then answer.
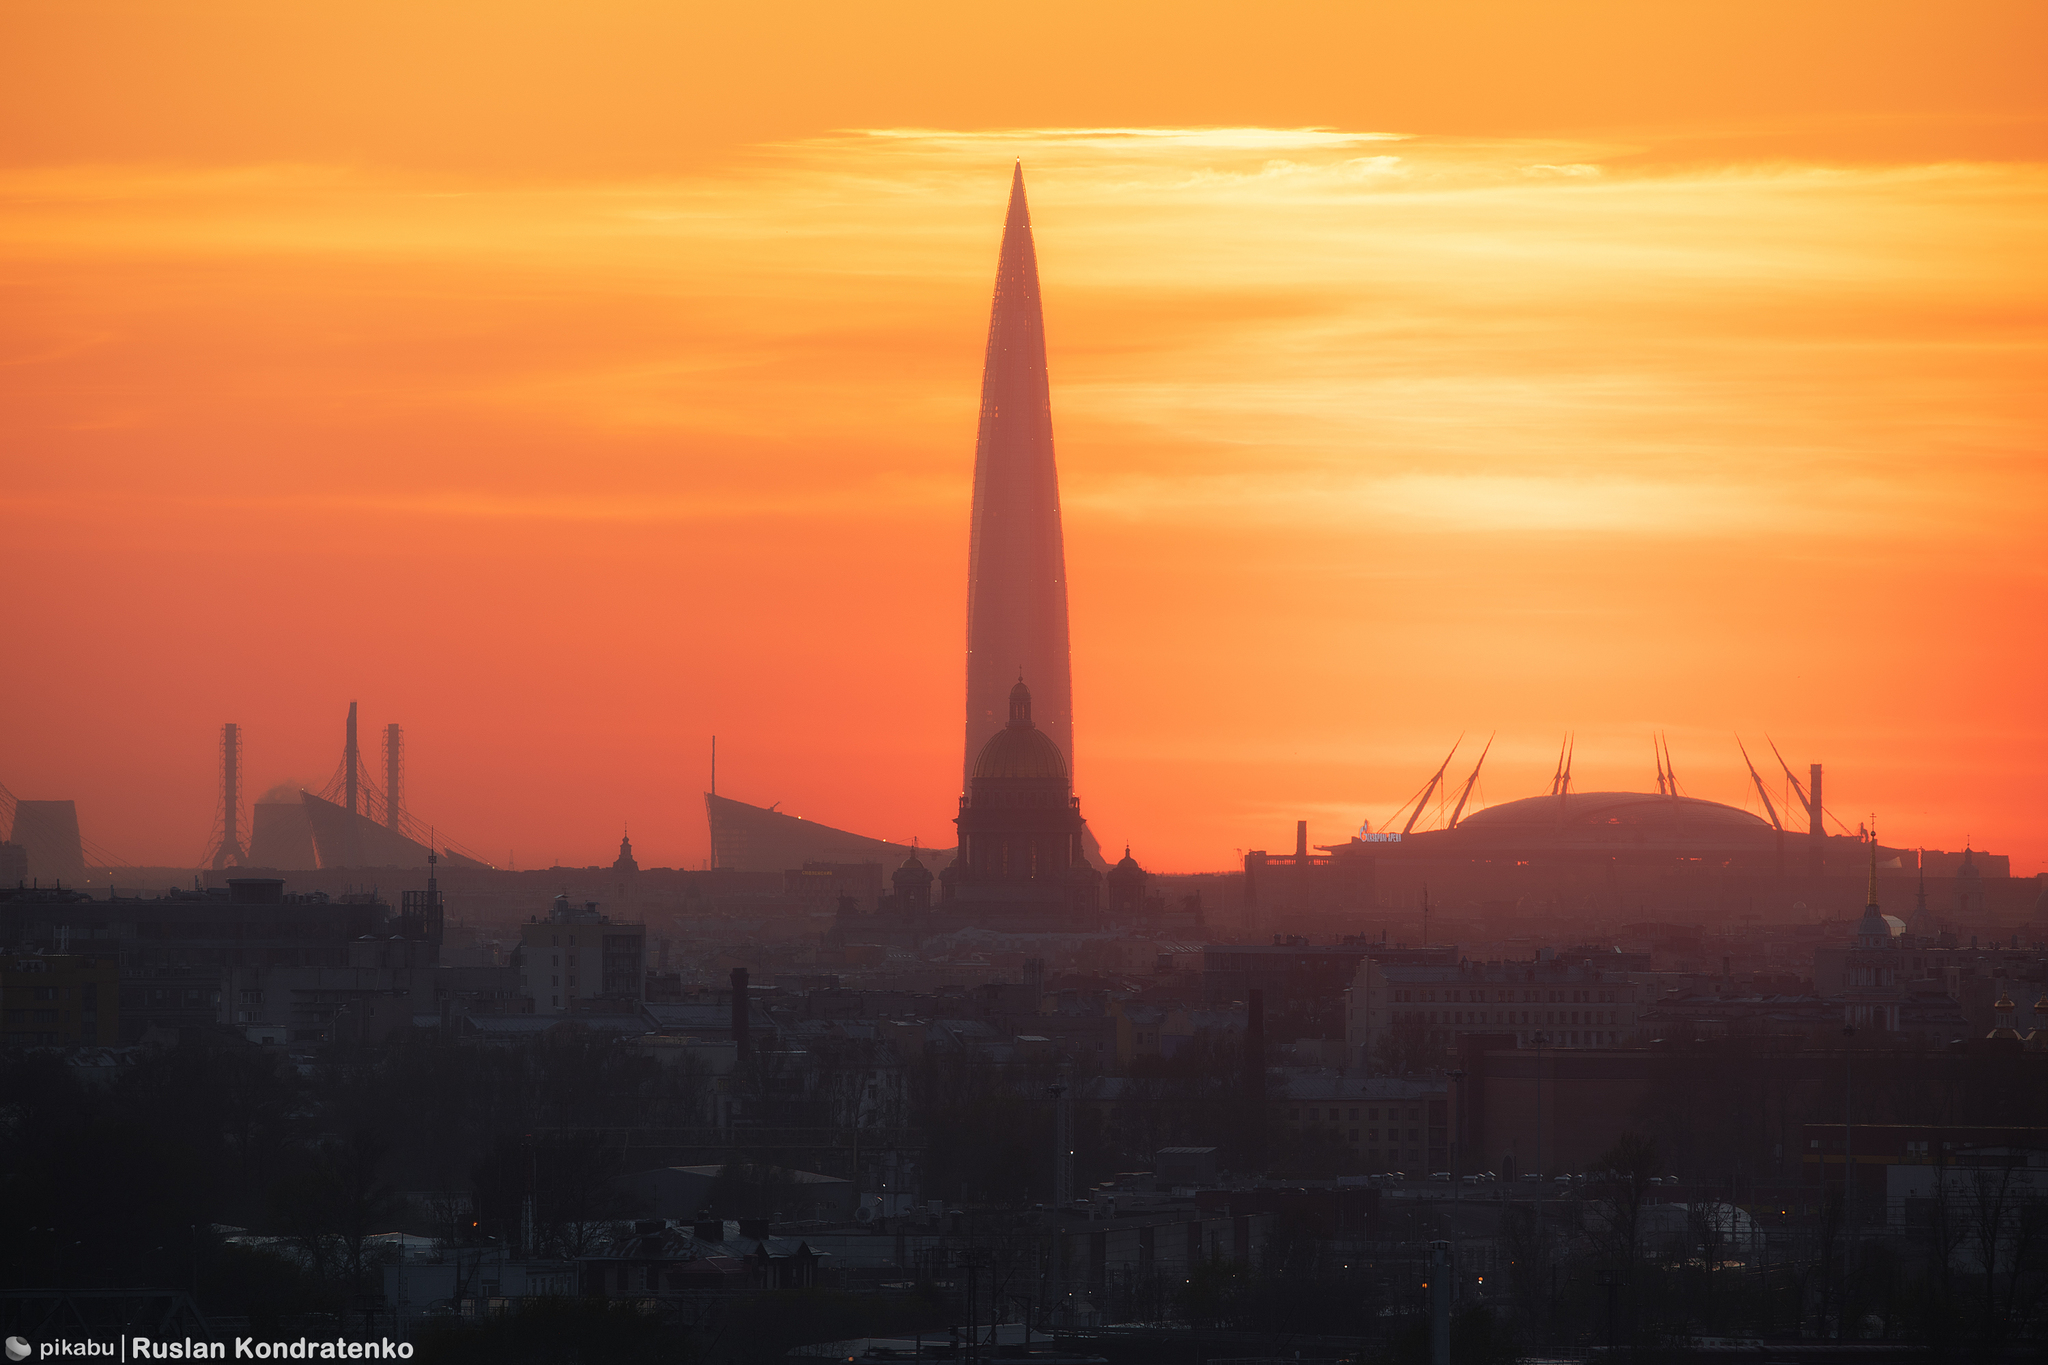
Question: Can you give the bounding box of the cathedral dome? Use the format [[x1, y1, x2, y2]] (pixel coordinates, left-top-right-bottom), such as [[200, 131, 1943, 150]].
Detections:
[[972, 680, 1069, 784], [974, 721, 1069, 782]]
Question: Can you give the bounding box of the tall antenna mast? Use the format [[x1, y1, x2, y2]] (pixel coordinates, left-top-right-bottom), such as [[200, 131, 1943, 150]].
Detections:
[[212, 723, 247, 870], [711, 735, 717, 797]]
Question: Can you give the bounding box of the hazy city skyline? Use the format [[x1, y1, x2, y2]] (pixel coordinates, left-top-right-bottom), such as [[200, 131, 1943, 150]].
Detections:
[[7, 6, 2048, 1356], [2, 7, 2043, 875]]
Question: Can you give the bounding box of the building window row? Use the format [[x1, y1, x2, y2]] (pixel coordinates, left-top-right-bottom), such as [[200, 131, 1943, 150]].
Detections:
[[1391, 986, 1627, 1005], [1395, 1009, 1624, 1027], [1289, 1106, 1420, 1123]]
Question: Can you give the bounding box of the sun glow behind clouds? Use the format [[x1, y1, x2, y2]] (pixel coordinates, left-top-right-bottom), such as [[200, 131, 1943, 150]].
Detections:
[[1, 126, 2043, 868]]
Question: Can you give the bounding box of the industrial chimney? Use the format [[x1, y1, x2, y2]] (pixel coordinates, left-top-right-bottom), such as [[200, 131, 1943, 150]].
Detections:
[[730, 967, 751, 1060], [1243, 988, 1268, 1166], [384, 724, 404, 831], [1809, 762, 1825, 877], [1244, 989, 1267, 1102], [344, 701, 360, 817]]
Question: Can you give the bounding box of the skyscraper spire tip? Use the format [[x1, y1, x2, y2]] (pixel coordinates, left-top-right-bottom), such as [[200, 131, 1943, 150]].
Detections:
[[1005, 163, 1030, 229], [966, 151, 1070, 791]]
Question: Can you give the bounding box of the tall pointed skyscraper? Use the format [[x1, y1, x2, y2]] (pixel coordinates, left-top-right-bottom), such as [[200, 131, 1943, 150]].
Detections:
[[965, 164, 1075, 791]]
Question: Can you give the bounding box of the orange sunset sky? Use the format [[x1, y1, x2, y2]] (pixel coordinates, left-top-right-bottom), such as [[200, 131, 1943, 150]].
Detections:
[[2, 1, 2044, 876]]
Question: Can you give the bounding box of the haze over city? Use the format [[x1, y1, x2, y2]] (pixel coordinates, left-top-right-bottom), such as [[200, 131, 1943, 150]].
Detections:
[[12, 4, 2048, 1360], [4, 2, 2044, 875]]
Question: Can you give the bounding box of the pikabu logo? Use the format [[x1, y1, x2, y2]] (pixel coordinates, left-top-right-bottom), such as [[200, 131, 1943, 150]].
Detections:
[[24, 1343, 115, 1359]]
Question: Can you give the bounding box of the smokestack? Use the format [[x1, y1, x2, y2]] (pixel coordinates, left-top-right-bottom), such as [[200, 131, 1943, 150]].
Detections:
[[213, 723, 247, 870], [384, 724, 403, 831], [1809, 762, 1824, 877], [1244, 989, 1267, 1101], [1052, 1060, 1074, 1207], [345, 702, 360, 817], [1295, 821, 1308, 859], [730, 967, 751, 1060], [1243, 988, 1268, 1169], [1429, 1240, 1452, 1365]]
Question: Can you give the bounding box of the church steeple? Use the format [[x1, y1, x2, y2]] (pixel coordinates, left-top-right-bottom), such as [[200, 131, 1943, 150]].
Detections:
[[1852, 823, 1891, 949], [1009, 676, 1034, 726]]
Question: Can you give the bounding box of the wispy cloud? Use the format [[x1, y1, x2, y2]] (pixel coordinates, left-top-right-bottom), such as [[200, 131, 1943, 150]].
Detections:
[[5, 128, 2038, 547]]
